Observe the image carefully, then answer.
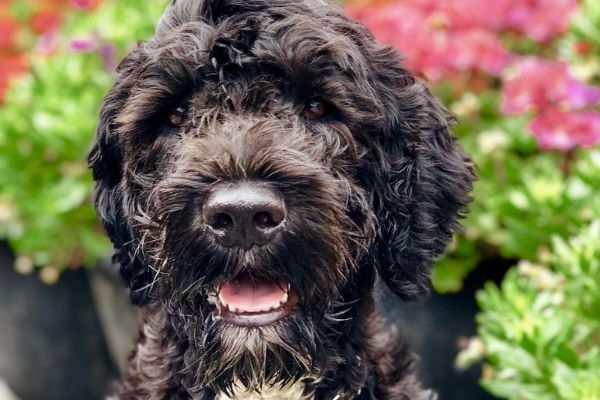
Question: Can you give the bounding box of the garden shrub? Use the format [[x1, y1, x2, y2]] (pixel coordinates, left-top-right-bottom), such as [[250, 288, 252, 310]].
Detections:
[[476, 221, 600, 400], [0, 0, 165, 282]]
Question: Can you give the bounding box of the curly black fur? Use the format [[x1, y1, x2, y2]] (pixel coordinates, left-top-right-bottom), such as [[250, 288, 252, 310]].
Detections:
[[88, 0, 475, 398]]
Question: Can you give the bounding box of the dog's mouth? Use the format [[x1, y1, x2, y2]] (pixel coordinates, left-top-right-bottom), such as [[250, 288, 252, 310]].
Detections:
[[207, 273, 298, 327]]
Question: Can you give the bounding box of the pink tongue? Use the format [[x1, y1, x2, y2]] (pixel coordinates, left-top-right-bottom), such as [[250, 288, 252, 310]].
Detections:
[[219, 277, 287, 313]]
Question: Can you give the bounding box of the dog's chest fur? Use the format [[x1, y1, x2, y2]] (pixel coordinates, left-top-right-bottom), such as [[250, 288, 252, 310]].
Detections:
[[216, 379, 311, 400]]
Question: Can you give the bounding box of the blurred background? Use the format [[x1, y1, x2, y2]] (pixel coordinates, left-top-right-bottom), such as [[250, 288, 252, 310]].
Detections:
[[0, 0, 599, 399]]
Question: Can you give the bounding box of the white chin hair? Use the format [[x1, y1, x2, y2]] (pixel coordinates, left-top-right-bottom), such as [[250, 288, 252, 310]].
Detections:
[[217, 378, 311, 400]]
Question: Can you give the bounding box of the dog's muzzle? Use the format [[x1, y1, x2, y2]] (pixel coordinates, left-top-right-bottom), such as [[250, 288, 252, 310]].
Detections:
[[202, 182, 297, 327]]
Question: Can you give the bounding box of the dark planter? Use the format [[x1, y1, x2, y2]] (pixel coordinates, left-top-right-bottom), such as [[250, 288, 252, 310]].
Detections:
[[0, 243, 117, 400]]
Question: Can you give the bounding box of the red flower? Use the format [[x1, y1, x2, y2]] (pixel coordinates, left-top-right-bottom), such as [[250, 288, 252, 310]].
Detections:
[[0, 15, 20, 50], [34, 0, 70, 8], [574, 40, 596, 55], [29, 9, 63, 34], [0, 52, 28, 103]]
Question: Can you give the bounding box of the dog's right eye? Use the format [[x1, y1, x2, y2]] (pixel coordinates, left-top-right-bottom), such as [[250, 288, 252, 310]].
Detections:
[[165, 105, 188, 128], [302, 98, 334, 120]]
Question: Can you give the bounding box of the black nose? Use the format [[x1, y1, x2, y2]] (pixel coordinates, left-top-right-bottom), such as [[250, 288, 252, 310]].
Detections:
[[202, 183, 286, 249]]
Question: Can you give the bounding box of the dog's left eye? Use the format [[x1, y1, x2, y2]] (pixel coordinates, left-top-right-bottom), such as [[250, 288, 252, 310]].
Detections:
[[165, 105, 188, 128], [302, 99, 332, 120]]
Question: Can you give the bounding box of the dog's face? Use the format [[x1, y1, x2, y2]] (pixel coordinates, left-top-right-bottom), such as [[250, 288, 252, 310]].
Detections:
[[89, 0, 474, 394]]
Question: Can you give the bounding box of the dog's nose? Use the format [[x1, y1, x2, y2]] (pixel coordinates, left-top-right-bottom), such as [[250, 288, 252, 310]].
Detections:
[[202, 183, 286, 249]]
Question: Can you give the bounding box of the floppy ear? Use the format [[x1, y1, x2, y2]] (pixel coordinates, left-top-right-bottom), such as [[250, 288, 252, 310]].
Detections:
[[369, 48, 476, 301], [88, 49, 156, 306]]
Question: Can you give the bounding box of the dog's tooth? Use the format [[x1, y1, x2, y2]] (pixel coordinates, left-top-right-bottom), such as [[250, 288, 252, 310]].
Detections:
[[206, 292, 218, 305], [218, 292, 228, 306], [281, 292, 289, 304]]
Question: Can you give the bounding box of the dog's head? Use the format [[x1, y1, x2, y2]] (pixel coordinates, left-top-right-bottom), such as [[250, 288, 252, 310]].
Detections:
[[89, 0, 474, 394]]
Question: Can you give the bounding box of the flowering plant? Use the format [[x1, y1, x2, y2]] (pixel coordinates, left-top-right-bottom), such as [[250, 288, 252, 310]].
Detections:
[[347, 0, 600, 398], [345, 0, 600, 152], [0, 0, 164, 282], [0, 0, 103, 102]]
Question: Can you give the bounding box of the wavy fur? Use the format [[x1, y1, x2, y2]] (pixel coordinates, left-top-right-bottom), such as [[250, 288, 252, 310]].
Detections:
[[89, 0, 475, 398]]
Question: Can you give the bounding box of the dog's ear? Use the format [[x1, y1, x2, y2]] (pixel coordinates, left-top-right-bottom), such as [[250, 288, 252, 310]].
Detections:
[[368, 47, 476, 301], [88, 49, 156, 306]]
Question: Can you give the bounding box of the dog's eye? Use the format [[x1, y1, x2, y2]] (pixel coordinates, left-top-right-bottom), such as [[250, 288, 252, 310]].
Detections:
[[165, 105, 188, 128], [302, 99, 332, 120]]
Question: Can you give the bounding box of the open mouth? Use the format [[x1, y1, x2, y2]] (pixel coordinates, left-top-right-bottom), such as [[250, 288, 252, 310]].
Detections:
[[207, 273, 298, 327]]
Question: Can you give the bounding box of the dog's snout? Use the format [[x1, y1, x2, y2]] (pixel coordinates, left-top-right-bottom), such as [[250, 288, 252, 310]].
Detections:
[[202, 183, 285, 249]]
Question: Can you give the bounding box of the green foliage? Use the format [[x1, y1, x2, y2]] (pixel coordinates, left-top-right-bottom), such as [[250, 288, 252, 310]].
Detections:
[[0, 0, 166, 278], [569, 0, 600, 56], [444, 1, 600, 397], [464, 131, 599, 260], [476, 222, 600, 400]]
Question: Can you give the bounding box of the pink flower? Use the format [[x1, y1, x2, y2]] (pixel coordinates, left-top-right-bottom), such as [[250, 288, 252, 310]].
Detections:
[[565, 80, 600, 110], [413, 0, 508, 32], [71, 0, 101, 10], [345, 0, 579, 80], [501, 0, 578, 42], [424, 0, 578, 41], [448, 29, 510, 76], [501, 58, 600, 115], [35, 32, 60, 55], [69, 36, 98, 52], [529, 109, 600, 151], [345, 2, 443, 78], [344, 1, 510, 80], [99, 43, 117, 71]]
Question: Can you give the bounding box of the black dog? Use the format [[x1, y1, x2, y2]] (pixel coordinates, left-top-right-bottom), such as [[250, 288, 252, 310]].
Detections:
[[88, 0, 475, 398]]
